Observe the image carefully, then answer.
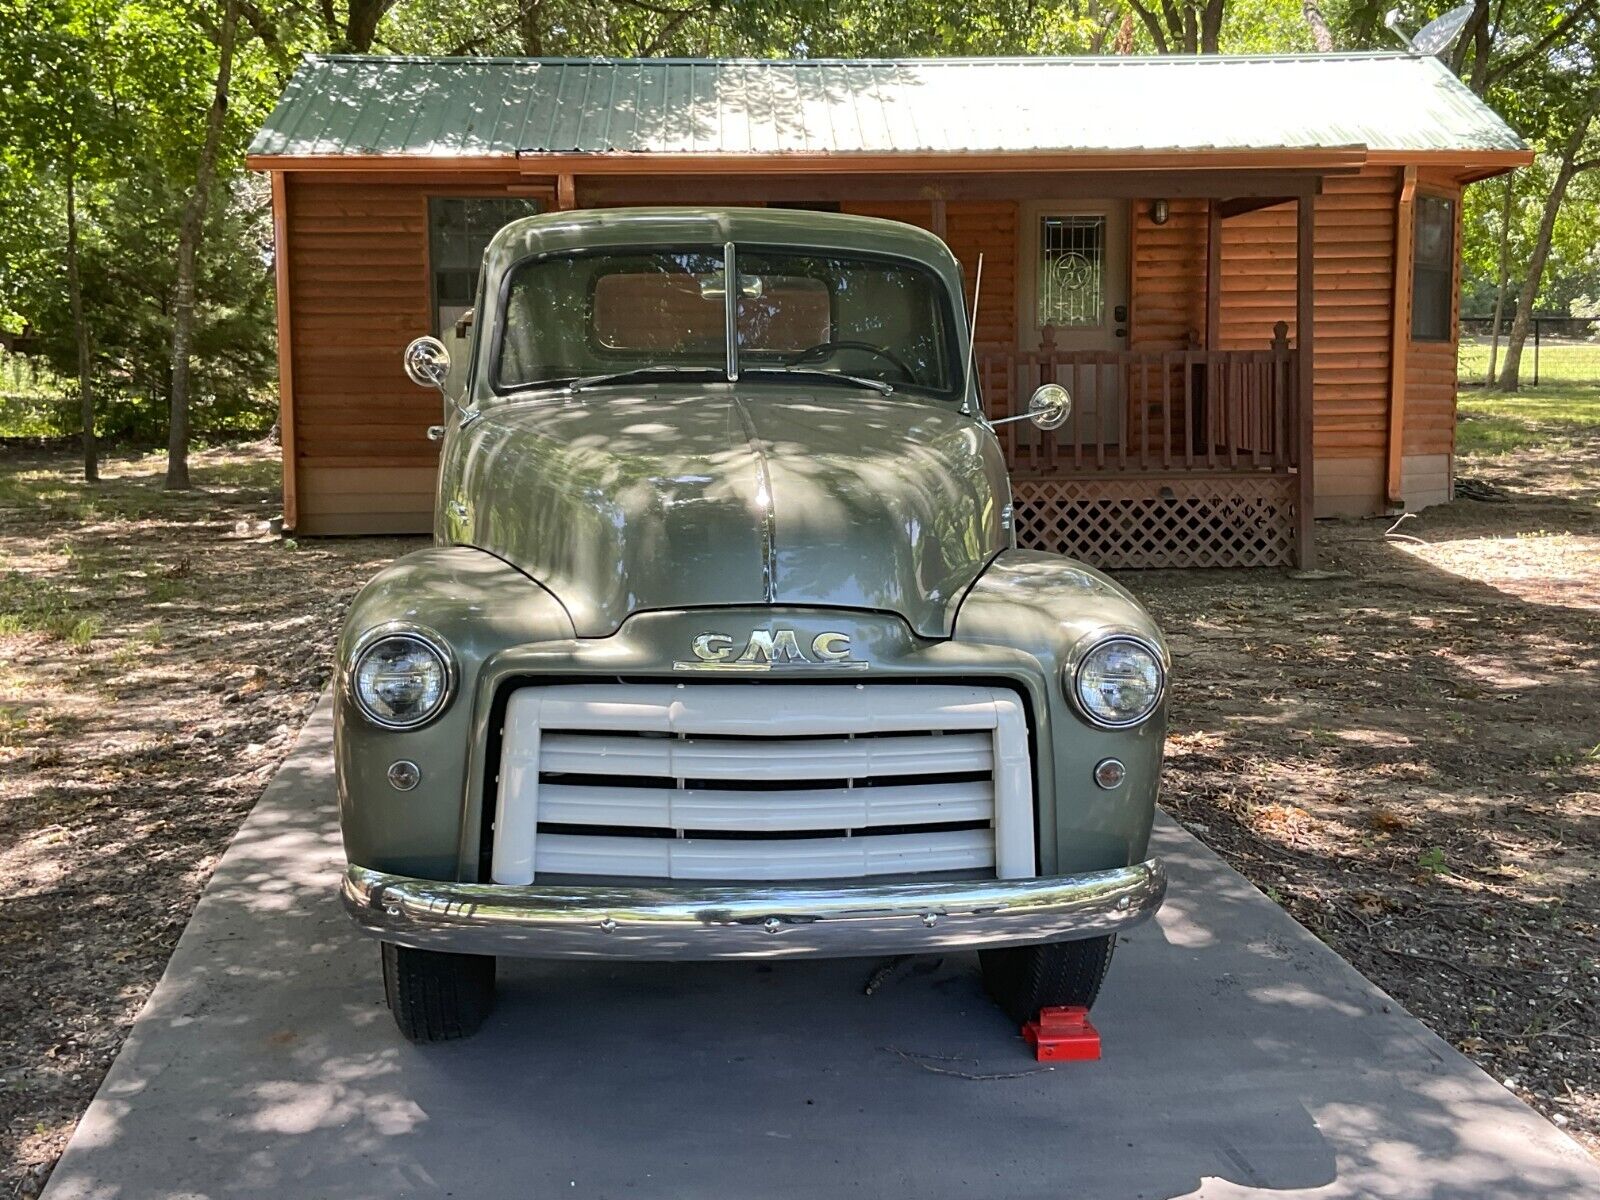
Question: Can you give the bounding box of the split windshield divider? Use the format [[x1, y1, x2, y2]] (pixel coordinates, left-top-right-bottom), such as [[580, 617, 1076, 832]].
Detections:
[[723, 240, 738, 383]]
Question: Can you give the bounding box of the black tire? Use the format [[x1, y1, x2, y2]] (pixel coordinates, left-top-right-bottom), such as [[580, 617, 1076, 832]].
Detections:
[[381, 942, 496, 1042], [979, 935, 1117, 1025]]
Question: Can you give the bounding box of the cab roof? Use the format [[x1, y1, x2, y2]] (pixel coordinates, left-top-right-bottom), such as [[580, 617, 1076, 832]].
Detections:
[[484, 207, 962, 283]]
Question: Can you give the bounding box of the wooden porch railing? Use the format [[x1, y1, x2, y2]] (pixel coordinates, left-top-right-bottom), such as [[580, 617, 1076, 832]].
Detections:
[[978, 323, 1300, 479]]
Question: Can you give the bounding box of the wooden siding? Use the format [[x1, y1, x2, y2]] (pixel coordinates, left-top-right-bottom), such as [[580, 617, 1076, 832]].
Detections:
[[1130, 198, 1208, 352], [1207, 169, 1400, 516], [281, 177, 436, 532]]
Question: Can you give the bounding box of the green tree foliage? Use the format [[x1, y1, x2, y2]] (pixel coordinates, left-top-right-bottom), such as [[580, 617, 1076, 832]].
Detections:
[[0, 0, 285, 449], [16, 169, 277, 440]]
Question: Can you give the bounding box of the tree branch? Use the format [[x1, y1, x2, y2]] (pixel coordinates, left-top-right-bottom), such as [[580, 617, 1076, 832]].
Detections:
[[1486, 1, 1599, 90], [637, 2, 708, 55], [1125, 0, 1169, 52]]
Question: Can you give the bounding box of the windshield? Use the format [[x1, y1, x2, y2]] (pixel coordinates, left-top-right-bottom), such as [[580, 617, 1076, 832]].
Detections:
[[494, 245, 959, 398]]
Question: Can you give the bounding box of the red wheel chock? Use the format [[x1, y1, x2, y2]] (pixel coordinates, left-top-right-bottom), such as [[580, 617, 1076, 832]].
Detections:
[[1021, 1006, 1101, 1062]]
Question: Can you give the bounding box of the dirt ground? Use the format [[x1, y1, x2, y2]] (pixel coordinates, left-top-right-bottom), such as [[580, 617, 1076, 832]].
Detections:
[[2, 428, 1597, 1193], [1145, 419, 1600, 1157], [0, 445, 416, 1196]]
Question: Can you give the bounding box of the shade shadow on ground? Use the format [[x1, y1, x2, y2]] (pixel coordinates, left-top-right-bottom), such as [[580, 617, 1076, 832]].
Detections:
[[38, 698, 1600, 1200]]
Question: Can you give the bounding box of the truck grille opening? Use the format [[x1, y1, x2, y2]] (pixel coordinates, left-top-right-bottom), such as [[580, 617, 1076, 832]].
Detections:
[[490, 683, 1035, 885]]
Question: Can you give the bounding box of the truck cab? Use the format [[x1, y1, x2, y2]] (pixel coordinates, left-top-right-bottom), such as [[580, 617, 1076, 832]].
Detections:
[[337, 208, 1168, 1042]]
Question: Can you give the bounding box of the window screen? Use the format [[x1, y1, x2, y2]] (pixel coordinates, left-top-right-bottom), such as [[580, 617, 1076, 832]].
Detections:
[[429, 197, 543, 334], [1411, 196, 1456, 342], [1038, 215, 1106, 327]]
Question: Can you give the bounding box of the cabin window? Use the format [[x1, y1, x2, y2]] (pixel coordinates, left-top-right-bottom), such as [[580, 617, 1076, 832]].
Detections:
[[1037, 215, 1106, 328], [428, 197, 543, 334], [1411, 196, 1456, 342]]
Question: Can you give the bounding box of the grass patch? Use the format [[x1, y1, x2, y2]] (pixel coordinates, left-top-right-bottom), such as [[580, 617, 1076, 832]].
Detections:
[[1459, 340, 1600, 387], [0, 446, 281, 524], [1456, 383, 1600, 457], [0, 570, 73, 636], [0, 570, 100, 645]]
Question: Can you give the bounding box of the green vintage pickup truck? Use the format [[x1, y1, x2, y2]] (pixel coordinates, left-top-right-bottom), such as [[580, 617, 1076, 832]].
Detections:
[[335, 208, 1168, 1042]]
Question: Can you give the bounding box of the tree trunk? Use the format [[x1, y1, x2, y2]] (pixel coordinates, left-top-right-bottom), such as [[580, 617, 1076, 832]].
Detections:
[[1301, 0, 1334, 51], [166, 0, 238, 490], [1199, 0, 1225, 52], [64, 161, 97, 483], [1497, 114, 1595, 390], [1485, 175, 1514, 386], [518, 0, 544, 55]]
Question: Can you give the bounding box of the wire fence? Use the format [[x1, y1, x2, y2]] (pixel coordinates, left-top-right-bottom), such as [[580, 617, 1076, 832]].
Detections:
[[1458, 315, 1600, 389]]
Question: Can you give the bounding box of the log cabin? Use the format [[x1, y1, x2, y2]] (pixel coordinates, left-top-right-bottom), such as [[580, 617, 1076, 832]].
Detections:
[[247, 53, 1530, 568]]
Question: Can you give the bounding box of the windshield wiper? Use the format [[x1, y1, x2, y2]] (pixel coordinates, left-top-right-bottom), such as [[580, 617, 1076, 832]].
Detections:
[[741, 366, 894, 395], [568, 365, 725, 393]]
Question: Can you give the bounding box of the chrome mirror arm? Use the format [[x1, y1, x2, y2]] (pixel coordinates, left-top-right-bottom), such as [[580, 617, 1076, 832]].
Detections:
[[988, 383, 1073, 432]]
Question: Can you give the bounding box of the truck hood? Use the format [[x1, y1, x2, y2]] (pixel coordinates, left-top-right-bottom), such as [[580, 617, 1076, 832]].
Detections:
[[443, 389, 1009, 639]]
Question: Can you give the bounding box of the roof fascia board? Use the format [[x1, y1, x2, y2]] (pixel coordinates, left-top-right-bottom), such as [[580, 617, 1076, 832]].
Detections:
[[249, 147, 1371, 174]]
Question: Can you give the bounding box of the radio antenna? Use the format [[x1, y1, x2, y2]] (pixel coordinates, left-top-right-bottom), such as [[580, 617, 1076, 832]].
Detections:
[[961, 253, 984, 416]]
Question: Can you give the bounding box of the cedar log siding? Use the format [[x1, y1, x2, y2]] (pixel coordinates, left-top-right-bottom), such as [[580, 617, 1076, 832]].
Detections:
[[1213, 169, 1400, 517], [281, 177, 439, 533]]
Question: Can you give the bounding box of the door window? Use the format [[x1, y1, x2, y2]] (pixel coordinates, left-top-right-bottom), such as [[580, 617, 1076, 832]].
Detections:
[[428, 197, 543, 334], [1038, 215, 1106, 328]]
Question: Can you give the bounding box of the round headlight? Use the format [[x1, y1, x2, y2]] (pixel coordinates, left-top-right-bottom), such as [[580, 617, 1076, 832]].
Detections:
[[1071, 636, 1165, 729], [351, 630, 452, 729]]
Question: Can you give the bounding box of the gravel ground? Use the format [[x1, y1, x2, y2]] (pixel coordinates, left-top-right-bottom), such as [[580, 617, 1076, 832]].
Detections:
[[0, 445, 417, 1197], [1, 430, 1595, 1194]]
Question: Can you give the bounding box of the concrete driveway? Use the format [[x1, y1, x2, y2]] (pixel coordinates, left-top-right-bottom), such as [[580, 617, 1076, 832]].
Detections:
[[41, 700, 1600, 1200]]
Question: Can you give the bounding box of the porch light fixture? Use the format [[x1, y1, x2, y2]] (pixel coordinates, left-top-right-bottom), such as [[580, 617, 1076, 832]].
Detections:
[[1150, 199, 1170, 226]]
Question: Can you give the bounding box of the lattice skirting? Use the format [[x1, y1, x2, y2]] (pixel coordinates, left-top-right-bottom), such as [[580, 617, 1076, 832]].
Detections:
[[1012, 475, 1300, 569]]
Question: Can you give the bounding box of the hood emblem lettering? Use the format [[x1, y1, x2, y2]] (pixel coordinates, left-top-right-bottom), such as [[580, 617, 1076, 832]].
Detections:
[[674, 630, 867, 672]]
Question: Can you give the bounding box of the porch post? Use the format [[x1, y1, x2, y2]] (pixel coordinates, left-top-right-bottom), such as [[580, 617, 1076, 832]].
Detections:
[[1296, 191, 1317, 569], [1205, 201, 1222, 349]]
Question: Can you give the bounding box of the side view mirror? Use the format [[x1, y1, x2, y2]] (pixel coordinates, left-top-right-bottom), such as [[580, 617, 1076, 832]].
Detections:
[[990, 383, 1073, 431], [403, 335, 451, 390]]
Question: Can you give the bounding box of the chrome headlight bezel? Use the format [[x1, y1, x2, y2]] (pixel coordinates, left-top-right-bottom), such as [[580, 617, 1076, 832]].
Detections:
[[347, 622, 456, 731], [1065, 632, 1168, 731]]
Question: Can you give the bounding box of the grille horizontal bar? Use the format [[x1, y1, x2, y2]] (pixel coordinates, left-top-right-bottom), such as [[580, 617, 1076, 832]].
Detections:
[[537, 779, 996, 833], [539, 731, 993, 782], [535, 829, 995, 881]]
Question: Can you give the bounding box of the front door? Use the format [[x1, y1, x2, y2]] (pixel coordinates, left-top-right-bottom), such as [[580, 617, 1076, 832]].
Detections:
[[1016, 201, 1130, 447]]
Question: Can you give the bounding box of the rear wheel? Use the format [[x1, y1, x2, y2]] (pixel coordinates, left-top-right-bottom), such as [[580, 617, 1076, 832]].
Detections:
[[381, 942, 496, 1042], [979, 935, 1116, 1025]]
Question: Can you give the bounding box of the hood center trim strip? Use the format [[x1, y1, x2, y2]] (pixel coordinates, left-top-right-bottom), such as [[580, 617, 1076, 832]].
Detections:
[[731, 396, 778, 604]]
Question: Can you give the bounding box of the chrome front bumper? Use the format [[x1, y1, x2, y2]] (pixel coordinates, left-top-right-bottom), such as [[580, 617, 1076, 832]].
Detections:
[[341, 859, 1166, 960]]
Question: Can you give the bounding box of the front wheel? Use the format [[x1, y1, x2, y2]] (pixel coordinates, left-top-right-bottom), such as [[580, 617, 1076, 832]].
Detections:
[[979, 935, 1116, 1025], [381, 942, 496, 1042]]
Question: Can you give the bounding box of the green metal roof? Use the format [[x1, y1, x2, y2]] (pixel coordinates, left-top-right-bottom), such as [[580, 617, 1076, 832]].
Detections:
[[249, 53, 1526, 161]]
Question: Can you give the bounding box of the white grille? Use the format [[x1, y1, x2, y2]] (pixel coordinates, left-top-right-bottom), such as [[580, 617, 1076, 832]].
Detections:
[[491, 683, 1034, 885]]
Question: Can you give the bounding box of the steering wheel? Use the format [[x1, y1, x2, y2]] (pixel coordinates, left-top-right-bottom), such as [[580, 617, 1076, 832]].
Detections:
[[788, 339, 918, 381]]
